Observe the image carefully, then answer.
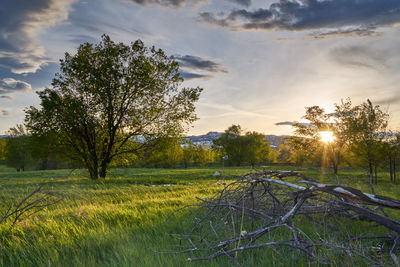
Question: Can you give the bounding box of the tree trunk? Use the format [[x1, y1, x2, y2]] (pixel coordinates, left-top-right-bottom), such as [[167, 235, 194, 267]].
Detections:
[[99, 154, 111, 178], [390, 157, 393, 183], [332, 161, 338, 175], [368, 162, 373, 180], [88, 159, 99, 180], [89, 167, 98, 180], [99, 161, 108, 178], [374, 165, 378, 185]]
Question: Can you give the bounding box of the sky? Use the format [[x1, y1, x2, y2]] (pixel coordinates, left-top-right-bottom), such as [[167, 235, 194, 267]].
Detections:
[[1, 0, 400, 136]]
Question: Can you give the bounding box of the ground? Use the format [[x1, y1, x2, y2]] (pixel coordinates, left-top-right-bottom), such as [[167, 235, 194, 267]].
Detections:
[[0, 165, 399, 266]]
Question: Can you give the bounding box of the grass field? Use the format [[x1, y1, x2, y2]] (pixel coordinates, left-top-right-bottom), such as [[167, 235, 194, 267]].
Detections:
[[0, 165, 399, 266]]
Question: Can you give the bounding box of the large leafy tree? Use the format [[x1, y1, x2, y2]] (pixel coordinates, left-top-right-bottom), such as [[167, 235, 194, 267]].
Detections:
[[336, 99, 389, 184], [25, 35, 202, 179]]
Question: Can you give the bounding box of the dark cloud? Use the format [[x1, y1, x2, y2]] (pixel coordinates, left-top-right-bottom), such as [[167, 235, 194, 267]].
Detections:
[[175, 55, 228, 80], [311, 26, 380, 39], [330, 45, 388, 69], [0, 78, 32, 94], [275, 121, 309, 127], [175, 55, 228, 73], [1, 110, 10, 116], [125, 0, 206, 8], [180, 72, 209, 80], [126, 0, 250, 8], [227, 0, 251, 7], [200, 8, 272, 26], [199, 0, 400, 34], [0, 95, 13, 100], [0, 0, 76, 73], [275, 121, 295, 126]]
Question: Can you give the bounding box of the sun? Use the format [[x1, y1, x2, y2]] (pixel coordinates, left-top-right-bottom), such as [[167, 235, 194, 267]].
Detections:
[[319, 131, 335, 143]]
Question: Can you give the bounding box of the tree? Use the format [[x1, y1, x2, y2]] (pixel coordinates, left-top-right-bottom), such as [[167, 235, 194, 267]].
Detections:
[[243, 131, 271, 167], [182, 141, 195, 168], [336, 99, 389, 184], [0, 138, 6, 163], [213, 125, 244, 166], [213, 125, 270, 167], [284, 136, 321, 166], [387, 133, 400, 184], [291, 106, 347, 174], [25, 35, 202, 179], [5, 125, 32, 171]]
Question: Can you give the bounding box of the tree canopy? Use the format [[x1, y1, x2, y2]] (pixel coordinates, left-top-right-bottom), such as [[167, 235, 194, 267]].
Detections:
[[25, 35, 202, 179], [213, 125, 271, 167]]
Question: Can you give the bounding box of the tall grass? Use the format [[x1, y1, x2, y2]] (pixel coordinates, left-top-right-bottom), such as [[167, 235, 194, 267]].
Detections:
[[0, 166, 398, 266]]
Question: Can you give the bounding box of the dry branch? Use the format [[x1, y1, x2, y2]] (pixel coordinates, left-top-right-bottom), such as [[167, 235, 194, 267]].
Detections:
[[160, 170, 400, 266], [0, 186, 62, 228]]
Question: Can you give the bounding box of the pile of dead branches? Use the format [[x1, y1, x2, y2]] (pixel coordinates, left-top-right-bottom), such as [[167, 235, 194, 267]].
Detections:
[[161, 170, 400, 266]]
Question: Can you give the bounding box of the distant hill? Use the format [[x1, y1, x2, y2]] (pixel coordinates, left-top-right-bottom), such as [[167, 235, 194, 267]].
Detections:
[[264, 135, 291, 149], [186, 132, 290, 148], [186, 132, 222, 146]]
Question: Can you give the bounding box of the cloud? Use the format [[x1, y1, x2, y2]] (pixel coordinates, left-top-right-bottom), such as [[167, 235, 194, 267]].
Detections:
[[275, 121, 309, 127], [330, 45, 388, 69], [227, 0, 251, 7], [311, 26, 380, 39], [199, 0, 400, 34], [125, 0, 250, 8], [0, 78, 32, 94], [180, 72, 209, 80], [275, 121, 295, 126], [124, 0, 206, 8], [0, 95, 13, 100], [0, 0, 76, 74], [175, 55, 228, 73], [175, 55, 228, 80], [1, 110, 10, 116]]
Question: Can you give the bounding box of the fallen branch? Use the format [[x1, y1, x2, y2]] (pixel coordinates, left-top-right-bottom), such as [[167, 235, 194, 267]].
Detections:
[[0, 186, 62, 228], [160, 170, 400, 266]]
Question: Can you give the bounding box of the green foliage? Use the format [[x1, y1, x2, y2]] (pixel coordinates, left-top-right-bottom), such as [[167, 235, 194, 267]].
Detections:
[[4, 125, 33, 171], [25, 35, 202, 179], [282, 136, 321, 166], [0, 138, 6, 162], [138, 137, 183, 168], [335, 99, 389, 182], [213, 125, 270, 166], [136, 138, 218, 168]]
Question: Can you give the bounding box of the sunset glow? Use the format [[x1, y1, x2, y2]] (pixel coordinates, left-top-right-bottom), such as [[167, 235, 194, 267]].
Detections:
[[319, 131, 336, 143]]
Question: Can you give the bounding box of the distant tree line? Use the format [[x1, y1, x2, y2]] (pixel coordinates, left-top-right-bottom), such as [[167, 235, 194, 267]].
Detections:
[[0, 126, 276, 170], [0, 93, 398, 185]]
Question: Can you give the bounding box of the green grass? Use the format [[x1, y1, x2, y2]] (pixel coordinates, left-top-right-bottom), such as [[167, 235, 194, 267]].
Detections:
[[0, 166, 398, 266]]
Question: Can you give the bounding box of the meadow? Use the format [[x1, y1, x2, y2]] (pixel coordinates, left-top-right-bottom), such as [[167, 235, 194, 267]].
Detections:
[[0, 165, 399, 266]]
